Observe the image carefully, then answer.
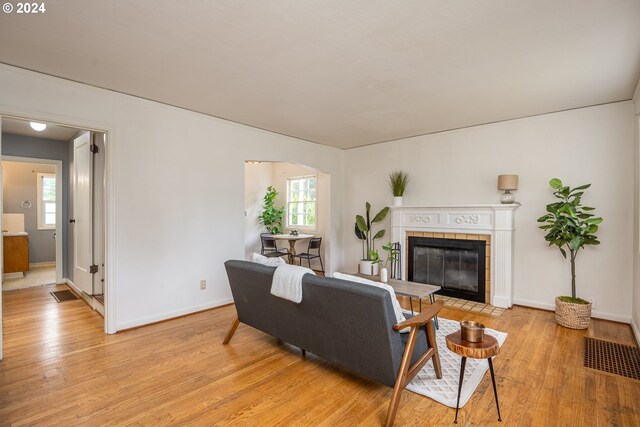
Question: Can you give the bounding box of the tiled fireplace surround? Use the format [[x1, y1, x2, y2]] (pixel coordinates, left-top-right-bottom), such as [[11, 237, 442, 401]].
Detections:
[[390, 205, 519, 308]]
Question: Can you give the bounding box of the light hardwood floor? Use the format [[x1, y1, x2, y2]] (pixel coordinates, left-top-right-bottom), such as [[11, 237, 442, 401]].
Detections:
[[1, 284, 639, 426]]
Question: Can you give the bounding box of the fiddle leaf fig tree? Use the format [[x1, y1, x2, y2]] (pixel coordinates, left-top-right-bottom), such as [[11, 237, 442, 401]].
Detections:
[[537, 178, 603, 302], [260, 186, 285, 234], [355, 202, 389, 261]]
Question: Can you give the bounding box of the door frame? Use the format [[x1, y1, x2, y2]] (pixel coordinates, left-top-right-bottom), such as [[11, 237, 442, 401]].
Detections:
[[1, 156, 64, 284], [0, 109, 117, 360]]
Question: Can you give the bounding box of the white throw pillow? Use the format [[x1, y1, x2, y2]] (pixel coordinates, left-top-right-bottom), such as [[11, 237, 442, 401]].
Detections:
[[332, 272, 407, 328], [250, 252, 286, 267]]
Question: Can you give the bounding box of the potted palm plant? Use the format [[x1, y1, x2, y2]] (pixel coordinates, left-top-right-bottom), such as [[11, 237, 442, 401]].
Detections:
[[355, 202, 389, 275], [537, 178, 603, 329], [388, 170, 409, 206]]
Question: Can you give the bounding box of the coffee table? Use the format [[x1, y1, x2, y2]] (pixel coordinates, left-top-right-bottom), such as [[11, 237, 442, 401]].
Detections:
[[354, 273, 441, 328]]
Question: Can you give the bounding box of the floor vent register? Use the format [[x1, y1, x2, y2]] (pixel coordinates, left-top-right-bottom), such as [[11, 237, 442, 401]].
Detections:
[[584, 337, 640, 380], [50, 290, 79, 303]]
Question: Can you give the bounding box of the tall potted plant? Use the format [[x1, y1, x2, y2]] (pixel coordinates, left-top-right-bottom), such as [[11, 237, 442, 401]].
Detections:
[[260, 186, 286, 234], [537, 178, 603, 329], [388, 170, 409, 206], [355, 202, 389, 275]]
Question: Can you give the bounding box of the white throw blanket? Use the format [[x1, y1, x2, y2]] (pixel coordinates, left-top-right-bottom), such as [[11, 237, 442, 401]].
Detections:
[[271, 264, 315, 303]]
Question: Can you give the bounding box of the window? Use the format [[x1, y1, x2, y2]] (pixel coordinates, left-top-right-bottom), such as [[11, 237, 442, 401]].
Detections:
[[37, 173, 56, 230], [287, 175, 317, 229]]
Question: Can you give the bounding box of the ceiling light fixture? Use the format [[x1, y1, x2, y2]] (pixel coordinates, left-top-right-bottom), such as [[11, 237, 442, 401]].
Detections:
[[29, 122, 47, 131]]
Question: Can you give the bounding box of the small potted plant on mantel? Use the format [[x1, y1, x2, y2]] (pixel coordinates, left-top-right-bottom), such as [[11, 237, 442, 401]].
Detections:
[[355, 202, 389, 275], [537, 178, 603, 329], [389, 170, 409, 206]]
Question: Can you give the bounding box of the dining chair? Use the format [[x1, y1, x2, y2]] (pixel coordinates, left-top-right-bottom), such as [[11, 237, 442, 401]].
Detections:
[[260, 233, 289, 260], [294, 237, 324, 274]]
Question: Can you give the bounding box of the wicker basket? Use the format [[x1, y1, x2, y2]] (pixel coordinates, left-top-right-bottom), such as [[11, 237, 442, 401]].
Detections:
[[555, 297, 592, 329]]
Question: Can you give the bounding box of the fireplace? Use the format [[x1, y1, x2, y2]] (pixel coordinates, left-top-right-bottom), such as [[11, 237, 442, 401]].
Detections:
[[408, 237, 486, 302], [391, 204, 518, 308]]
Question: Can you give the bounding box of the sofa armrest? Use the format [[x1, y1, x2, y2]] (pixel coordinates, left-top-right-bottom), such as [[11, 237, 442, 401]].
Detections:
[[392, 300, 443, 331]]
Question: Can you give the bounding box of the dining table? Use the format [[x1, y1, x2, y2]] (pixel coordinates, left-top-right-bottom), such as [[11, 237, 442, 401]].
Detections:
[[271, 233, 315, 264]]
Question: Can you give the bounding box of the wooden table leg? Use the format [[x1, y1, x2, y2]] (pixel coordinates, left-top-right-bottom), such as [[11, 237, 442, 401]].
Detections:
[[454, 356, 466, 424], [288, 240, 296, 264], [488, 357, 502, 421]]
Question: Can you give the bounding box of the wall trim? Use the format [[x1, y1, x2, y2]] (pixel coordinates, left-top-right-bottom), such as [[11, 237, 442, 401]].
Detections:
[[65, 278, 104, 314], [513, 298, 632, 323], [29, 261, 56, 268], [632, 317, 640, 346], [115, 298, 234, 332]]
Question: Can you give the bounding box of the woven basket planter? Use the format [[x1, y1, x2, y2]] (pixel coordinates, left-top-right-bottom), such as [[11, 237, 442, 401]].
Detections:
[[555, 297, 592, 329]]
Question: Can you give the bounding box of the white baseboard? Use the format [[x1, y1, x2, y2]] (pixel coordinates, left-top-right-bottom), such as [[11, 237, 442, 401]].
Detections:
[[631, 317, 640, 346], [491, 295, 510, 308], [512, 298, 632, 323], [64, 278, 79, 292], [30, 261, 56, 268], [94, 300, 105, 316], [115, 297, 234, 331], [65, 278, 107, 315]]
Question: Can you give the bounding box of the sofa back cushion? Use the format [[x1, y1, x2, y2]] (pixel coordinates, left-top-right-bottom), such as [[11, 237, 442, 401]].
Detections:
[[224, 260, 405, 387]]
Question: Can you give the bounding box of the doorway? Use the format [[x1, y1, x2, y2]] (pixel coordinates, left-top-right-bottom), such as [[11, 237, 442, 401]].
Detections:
[[1, 158, 62, 290], [244, 161, 331, 274], [0, 116, 108, 358]]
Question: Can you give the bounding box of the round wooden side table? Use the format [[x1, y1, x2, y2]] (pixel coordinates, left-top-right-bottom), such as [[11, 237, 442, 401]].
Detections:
[[445, 330, 501, 424]]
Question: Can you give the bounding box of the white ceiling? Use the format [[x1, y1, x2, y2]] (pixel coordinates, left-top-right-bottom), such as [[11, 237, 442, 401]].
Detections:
[[0, 1, 639, 149], [2, 117, 79, 141]]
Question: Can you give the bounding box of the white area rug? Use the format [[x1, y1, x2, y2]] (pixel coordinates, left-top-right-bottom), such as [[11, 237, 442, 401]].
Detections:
[[406, 317, 508, 408]]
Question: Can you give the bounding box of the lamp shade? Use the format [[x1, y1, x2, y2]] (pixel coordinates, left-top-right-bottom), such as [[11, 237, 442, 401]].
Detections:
[[497, 175, 518, 191]]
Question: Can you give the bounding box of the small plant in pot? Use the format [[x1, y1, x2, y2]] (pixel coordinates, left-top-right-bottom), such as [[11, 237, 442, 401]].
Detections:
[[537, 178, 603, 329], [373, 242, 399, 283], [388, 170, 409, 206], [355, 202, 389, 275]]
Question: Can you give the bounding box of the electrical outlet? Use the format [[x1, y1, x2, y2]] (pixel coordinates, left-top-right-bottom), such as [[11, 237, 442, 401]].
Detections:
[[588, 298, 596, 309], [200, 280, 207, 290]]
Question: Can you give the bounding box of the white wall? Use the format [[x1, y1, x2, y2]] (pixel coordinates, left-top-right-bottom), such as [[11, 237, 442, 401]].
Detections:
[[244, 162, 274, 259], [343, 102, 635, 322], [0, 64, 344, 331]]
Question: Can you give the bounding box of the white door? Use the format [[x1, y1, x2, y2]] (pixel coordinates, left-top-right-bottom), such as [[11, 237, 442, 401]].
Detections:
[[73, 133, 93, 295]]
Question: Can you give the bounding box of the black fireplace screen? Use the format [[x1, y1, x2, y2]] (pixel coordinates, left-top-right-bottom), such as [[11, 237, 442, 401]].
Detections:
[[409, 237, 486, 302]]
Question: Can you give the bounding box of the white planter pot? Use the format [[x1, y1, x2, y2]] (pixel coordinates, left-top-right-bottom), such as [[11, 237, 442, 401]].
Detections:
[[380, 267, 388, 283], [359, 260, 379, 276], [393, 196, 404, 206]]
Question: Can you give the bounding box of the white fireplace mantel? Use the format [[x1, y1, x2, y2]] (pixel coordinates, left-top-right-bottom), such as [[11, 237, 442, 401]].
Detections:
[[390, 204, 519, 308]]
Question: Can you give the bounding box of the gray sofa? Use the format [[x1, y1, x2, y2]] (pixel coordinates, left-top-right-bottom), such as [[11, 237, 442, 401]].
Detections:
[[223, 260, 443, 426]]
